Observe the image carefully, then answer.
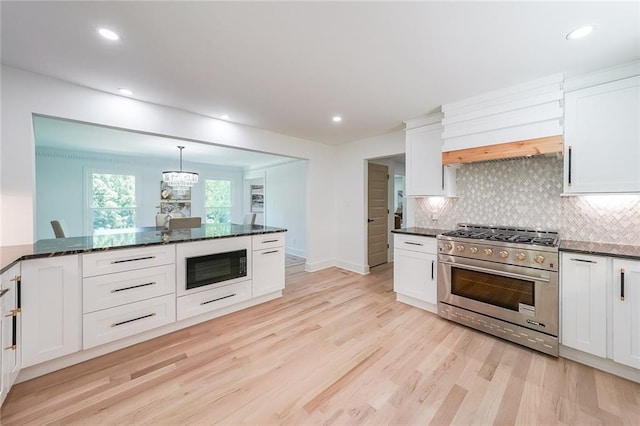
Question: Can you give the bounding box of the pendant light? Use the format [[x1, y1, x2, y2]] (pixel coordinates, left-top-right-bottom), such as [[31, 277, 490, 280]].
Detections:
[[162, 146, 199, 190]]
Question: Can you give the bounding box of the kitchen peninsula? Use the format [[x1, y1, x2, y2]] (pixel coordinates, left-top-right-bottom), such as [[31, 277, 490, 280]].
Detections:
[[0, 223, 287, 403]]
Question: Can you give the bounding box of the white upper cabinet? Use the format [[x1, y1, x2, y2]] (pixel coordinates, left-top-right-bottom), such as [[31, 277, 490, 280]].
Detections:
[[564, 75, 640, 193], [405, 115, 455, 197]]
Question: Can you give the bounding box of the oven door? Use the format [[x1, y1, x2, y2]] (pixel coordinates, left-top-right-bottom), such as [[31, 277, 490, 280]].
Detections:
[[438, 255, 558, 336]]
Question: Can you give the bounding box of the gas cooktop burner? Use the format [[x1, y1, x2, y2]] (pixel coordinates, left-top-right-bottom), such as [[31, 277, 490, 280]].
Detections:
[[441, 224, 559, 247]]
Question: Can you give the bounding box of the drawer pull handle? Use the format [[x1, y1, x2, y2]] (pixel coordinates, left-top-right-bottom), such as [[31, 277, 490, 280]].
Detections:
[[261, 239, 279, 244], [111, 313, 156, 327], [570, 258, 597, 264], [201, 294, 236, 305], [111, 282, 156, 293], [111, 256, 156, 264], [262, 250, 279, 255], [404, 241, 423, 246]]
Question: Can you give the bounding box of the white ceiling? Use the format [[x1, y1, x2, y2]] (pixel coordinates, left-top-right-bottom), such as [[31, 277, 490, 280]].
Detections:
[[2, 1, 639, 145], [33, 115, 296, 170]]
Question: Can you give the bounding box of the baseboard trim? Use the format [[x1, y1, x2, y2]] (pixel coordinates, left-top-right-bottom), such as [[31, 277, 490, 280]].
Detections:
[[304, 259, 334, 272], [559, 345, 640, 384], [334, 260, 369, 275], [396, 293, 437, 314]]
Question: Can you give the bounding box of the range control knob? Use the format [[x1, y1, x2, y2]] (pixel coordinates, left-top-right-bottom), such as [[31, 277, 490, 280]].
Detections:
[[534, 255, 545, 264], [455, 245, 465, 252], [444, 243, 453, 250], [499, 250, 509, 259], [515, 252, 526, 261], [483, 248, 493, 256], [469, 247, 479, 254]]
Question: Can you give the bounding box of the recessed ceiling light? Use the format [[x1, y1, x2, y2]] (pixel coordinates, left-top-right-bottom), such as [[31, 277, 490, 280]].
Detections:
[[98, 28, 120, 41], [220, 114, 231, 120], [117, 88, 133, 96], [566, 25, 595, 40], [332, 116, 342, 123]]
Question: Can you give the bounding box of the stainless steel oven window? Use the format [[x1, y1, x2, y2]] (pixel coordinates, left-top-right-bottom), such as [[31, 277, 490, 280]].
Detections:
[[450, 267, 534, 311]]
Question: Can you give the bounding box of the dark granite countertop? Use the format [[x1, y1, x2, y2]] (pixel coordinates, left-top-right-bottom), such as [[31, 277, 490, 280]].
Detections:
[[0, 223, 286, 274], [391, 227, 451, 238], [560, 240, 640, 261]]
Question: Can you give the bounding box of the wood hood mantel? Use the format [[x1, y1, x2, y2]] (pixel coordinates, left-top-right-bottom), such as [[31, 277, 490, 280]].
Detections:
[[441, 135, 563, 165]]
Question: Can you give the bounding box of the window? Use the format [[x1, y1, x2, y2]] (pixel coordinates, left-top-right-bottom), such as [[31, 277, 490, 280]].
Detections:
[[204, 179, 231, 224], [90, 173, 136, 230]]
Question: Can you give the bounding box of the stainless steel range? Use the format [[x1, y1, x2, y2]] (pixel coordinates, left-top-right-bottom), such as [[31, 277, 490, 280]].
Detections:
[[437, 223, 559, 356]]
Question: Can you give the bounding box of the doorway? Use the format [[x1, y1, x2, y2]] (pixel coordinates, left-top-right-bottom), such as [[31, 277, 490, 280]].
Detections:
[[367, 162, 389, 268]]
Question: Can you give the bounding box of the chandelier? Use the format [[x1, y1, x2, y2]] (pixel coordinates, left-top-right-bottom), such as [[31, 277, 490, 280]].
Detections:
[[162, 146, 199, 191]]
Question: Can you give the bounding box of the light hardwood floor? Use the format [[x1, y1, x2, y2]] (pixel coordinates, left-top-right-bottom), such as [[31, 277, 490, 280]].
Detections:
[[2, 263, 640, 425]]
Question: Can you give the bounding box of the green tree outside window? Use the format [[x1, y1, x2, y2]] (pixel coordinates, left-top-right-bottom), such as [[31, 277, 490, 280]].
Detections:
[[91, 173, 136, 230], [204, 179, 231, 223]]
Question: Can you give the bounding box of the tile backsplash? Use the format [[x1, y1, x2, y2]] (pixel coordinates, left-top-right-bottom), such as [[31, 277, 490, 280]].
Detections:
[[414, 156, 640, 245]]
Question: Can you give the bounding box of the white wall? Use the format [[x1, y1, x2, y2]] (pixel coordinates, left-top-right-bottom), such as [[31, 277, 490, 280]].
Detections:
[[251, 160, 308, 258], [333, 130, 405, 274], [35, 148, 244, 240], [1, 66, 335, 271]]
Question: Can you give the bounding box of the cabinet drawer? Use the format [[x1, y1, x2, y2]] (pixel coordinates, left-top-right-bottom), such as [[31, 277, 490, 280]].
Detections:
[[82, 244, 176, 277], [394, 234, 437, 254], [83, 245, 175, 277], [252, 233, 285, 251], [83, 265, 176, 313], [83, 294, 176, 350], [177, 280, 251, 321]]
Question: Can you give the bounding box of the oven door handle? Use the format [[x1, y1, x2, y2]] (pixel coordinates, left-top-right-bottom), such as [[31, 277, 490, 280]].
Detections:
[[439, 261, 550, 283]]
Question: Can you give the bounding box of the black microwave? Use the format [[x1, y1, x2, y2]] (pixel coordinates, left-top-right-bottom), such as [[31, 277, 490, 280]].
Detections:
[[185, 249, 247, 290]]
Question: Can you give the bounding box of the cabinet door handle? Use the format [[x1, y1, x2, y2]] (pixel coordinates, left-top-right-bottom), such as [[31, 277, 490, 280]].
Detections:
[[441, 165, 445, 190], [621, 268, 625, 301], [111, 256, 156, 264], [431, 260, 435, 280], [11, 314, 16, 347], [111, 282, 156, 293], [111, 312, 156, 327], [404, 241, 423, 246], [570, 258, 597, 264], [568, 145, 573, 186], [201, 293, 236, 305], [262, 250, 279, 255]]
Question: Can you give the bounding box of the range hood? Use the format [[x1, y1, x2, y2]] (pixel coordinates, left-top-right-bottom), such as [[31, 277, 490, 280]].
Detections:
[[442, 135, 563, 165], [441, 74, 565, 165]]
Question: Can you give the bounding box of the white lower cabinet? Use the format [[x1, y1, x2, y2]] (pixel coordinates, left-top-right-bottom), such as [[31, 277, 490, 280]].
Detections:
[[393, 234, 437, 312], [561, 254, 640, 372], [612, 259, 640, 369], [560, 253, 607, 357], [21, 256, 81, 368], [83, 294, 176, 350], [252, 248, 285, 297], [1, 264, 21, 405], [177, 281, 252, 321], [83, 264, 176, 313]]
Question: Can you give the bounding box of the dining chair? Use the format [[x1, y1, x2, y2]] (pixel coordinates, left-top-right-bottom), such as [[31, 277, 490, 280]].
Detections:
[[50, 220, 66, 238], [243, 213, 257, 225]]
